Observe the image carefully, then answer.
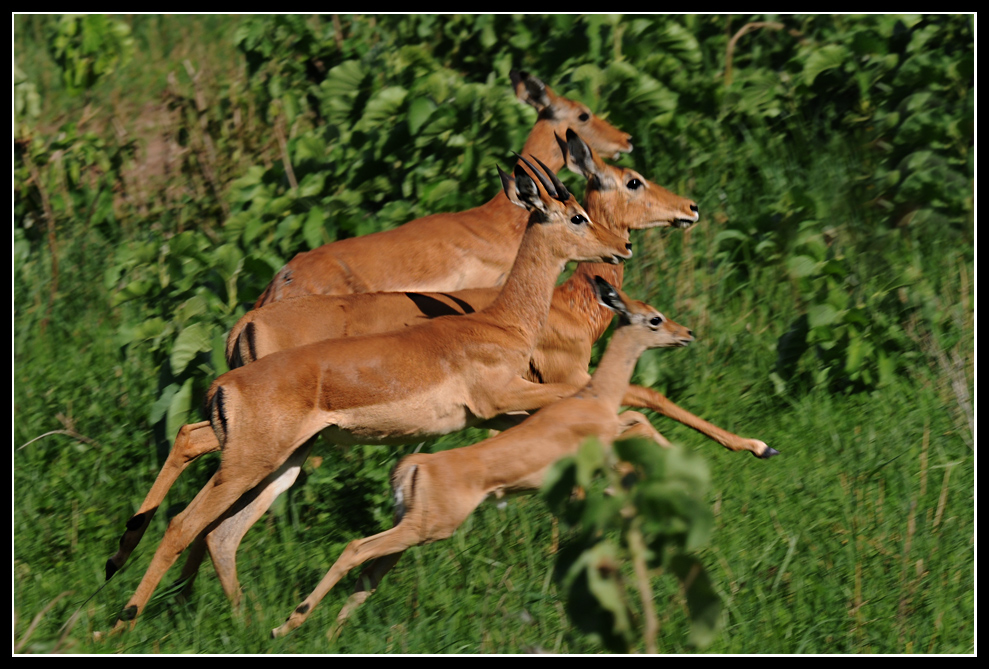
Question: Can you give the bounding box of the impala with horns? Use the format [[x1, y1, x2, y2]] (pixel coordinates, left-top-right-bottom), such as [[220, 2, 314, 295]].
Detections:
[[253, 70, 634, 307], [109, 157, 633, 630], [271, 276, 694, 639]]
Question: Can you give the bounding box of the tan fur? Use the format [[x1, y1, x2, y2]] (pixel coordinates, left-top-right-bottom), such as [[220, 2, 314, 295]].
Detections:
[[270, 281, 694, 638]]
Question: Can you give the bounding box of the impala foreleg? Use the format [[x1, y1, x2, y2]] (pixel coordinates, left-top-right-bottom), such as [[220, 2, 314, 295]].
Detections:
[[622, 384, 778, 458], [106, 421, 220, 581]]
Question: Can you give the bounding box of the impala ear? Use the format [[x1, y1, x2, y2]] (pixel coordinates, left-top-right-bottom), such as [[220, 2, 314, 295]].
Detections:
[[512, 164, 548, 215], [511, 70, 551, 112], [498, 165, 526, 210], [564, 128, 602, 183], [591, 275, 632, 321]]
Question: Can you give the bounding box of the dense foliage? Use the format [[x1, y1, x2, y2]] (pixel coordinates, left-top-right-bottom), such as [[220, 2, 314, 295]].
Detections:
[[14, 14, 973, 654]]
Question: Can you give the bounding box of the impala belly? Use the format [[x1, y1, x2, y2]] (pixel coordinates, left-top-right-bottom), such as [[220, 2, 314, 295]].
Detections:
[[316, 376, 480, 446]]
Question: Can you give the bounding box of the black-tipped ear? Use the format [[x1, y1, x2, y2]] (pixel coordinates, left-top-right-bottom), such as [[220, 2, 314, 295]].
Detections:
[[565, 129, 599, 181], [554, 132, 569, 166], [512, 164, 541, 210], [512, 70, 550, 111], [591, 275, 630, 320]]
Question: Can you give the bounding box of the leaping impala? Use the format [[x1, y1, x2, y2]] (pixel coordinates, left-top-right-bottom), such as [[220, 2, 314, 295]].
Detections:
[[271, 276, 694, 639], [253, 70, 636, 307], [104, 130, 773, 606], [110, 157, 633, 630]]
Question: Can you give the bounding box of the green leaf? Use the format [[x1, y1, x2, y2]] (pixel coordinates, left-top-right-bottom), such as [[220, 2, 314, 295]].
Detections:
[[165, 378, 194, 445], [303, 207, 327, 250], [787, 255, 819, 279], [807, 304, 840, 328], [407, 97, 437, 136], [170, 323, 212, 375], [670, 554, 722, 649], [803, 45, 848, 86]]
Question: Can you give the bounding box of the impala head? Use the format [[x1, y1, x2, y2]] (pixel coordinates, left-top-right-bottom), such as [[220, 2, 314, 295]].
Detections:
[[557, 129, 700, 230], [498, 159, 633, 266], [591, 276, 694, 349], [511, 69, 633, 161]]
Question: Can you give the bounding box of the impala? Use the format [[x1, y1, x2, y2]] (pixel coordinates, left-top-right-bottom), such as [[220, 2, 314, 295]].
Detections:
[[253, 70, 634, 307], [271, 276, 694, 639], [111, 158, 633, 629]]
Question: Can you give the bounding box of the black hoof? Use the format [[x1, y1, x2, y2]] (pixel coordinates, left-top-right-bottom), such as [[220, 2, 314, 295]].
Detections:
[[105, 558, 118, 581], [119, 605, 138, 621], [757, 446, 780, 459]]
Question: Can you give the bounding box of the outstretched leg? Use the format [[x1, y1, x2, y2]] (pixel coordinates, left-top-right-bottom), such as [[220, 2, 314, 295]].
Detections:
[[622, 384, 778, 458], [106, 421, 220, 580]]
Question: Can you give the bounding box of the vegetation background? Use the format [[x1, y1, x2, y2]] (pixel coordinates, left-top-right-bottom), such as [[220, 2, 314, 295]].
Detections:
[[14, 14, 974, 654]]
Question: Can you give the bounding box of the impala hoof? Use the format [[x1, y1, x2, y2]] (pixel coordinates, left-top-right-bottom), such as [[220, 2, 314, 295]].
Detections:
[[105, 558, 118, 580], [756, 445, 780, 459]]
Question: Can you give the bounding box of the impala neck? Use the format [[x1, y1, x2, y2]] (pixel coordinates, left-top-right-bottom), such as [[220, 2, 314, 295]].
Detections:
[[554, 191, 628, 342], [578, 322, 648, 410], [482, 221, 572, 348]]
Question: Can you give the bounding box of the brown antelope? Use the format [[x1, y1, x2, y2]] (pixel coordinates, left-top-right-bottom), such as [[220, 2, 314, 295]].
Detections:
[[252, 70, 634, 307], [104, 130, 772, 606], [270, 276, 694, 639], [111, 158, 633, 630]]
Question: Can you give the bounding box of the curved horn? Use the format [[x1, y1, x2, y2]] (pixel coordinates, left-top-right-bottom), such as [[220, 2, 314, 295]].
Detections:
[[514, 152, 558, 199], [531, 154, 571, 202]]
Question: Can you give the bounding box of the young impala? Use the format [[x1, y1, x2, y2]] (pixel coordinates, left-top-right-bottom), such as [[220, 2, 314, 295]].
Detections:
[[253, 70, 635, 307], [111, 158, 633, 630], [270, 276, 695, 639]]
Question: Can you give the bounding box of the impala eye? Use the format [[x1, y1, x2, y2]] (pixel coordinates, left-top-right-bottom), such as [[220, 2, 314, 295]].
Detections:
[[571, 214, 587, 225], [578, 112, 590, 122], [627, 178, 642, 190], [649, 316, 663, 326]]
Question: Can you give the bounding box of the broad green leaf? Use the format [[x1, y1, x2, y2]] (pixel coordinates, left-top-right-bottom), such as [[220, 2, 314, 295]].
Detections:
[[170, 322, 212, 375], [302, 207, 327, 250], [407, 97, 437, 136], [803, 45, 848, 86], [670, 554, 723, 649], [165, 378, 194, 445], [788, 255, 819, 279], [808, 304, 840, 328]]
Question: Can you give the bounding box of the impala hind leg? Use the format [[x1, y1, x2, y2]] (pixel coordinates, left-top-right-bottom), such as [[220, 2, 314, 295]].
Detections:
[[106, 421, 220, 580], [114, 459, 273, 630], [175, 441, 314, 606]]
